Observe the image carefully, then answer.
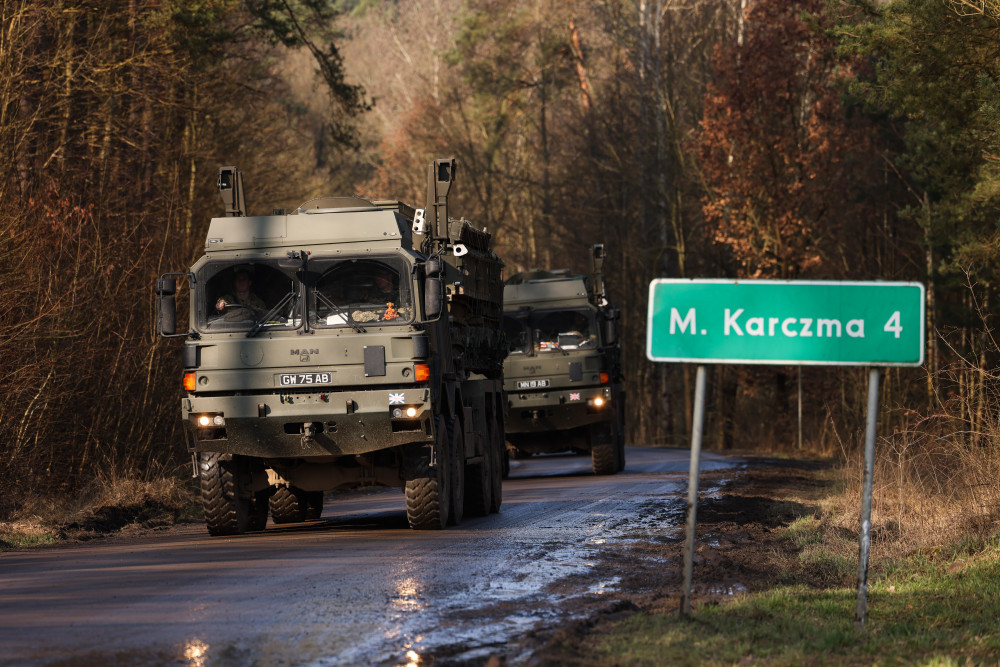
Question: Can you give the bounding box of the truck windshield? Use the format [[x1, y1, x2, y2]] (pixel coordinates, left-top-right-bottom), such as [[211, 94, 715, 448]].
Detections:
[[310, 257, 413, 328], [504, 308, 597, 354], [197, 262, 300, 333]]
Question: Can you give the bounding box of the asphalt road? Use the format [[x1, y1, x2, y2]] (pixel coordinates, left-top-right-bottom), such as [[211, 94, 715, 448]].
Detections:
[[0, 447, 743, 666]]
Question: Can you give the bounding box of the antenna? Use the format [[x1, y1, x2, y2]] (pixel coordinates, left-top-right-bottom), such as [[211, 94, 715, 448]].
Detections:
[[217, 166, 246, 217], [590, 243, 607, 306], [425, 158, 456, 241]]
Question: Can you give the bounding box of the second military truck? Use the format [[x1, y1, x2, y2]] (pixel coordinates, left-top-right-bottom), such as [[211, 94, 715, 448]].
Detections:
[[502, 245, 625, 474], [156, 158, 506, 535]]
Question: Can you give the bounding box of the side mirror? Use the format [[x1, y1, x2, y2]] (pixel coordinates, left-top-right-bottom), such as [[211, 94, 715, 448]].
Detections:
[[424, 277, 443, 320], [601, 318, 618, 346], [155, 278, 177, 336], [158, 296, 177, 336]]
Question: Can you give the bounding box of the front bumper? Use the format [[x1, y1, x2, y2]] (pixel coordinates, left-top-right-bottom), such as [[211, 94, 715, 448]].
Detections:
[[505, 384, 613, 434], [182, 386, 433, 458]]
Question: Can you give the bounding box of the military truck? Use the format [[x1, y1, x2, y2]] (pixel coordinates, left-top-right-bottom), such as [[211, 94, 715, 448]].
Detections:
[[502, 245, 625, 475], [155, 158, 506, 535]]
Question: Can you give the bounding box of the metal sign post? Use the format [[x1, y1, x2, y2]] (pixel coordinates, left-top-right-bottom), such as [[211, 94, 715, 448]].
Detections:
[[647, 279, 924, 621], [855, 367, 881, 628], [680, 365, 707, 616]]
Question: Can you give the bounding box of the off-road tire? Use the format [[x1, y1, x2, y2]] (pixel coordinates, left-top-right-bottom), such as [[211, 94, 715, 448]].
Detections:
[[405, 416, 451, 530], [200, 452, 268, 536], [590, 424, 618, 476], [269, 486, 322, 524], [591, 443, 617, 475]]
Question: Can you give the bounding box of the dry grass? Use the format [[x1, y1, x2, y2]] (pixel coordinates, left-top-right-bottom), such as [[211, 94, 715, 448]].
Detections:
[[0, 470, 197, 549], [816, 394, 1000, 565]]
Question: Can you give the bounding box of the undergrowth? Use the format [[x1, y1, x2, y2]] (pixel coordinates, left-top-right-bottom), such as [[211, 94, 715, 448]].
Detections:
[[0, 470, 197, 550]]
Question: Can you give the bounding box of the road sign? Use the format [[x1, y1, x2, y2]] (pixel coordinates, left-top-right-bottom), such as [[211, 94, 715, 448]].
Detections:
[[646, 279, 924, 366]]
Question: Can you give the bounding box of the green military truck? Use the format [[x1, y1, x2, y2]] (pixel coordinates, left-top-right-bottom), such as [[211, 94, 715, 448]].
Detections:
[[155, 158, 506, 535], [502, 245, 625, 474]]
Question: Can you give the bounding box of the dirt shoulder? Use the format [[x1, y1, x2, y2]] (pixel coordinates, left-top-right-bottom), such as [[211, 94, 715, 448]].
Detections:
[[524, 456, 842, 665]]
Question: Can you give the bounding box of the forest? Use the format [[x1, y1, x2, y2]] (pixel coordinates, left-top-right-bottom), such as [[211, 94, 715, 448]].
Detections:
[[1, 0, 999, 536]]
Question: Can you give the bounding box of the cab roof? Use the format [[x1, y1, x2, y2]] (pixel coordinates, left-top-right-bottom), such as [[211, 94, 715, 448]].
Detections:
[[203, 199, 413, 252], [504, 271, 590, 307]]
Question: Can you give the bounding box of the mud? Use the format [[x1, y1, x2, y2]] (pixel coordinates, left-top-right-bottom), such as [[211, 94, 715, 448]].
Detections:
[[521, 457, 836, 667]]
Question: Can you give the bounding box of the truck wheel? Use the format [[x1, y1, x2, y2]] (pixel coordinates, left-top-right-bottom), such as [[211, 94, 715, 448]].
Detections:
[[200, 452, 268, 536], [269, 486, 322, 524], [448, 418, 465, 526], [405, 416, 451, 530], [464, 419, 494, 518], [590, 424, 617, 476]]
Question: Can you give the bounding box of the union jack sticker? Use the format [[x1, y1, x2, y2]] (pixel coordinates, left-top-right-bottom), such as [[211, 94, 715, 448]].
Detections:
[[388, 393, 405, 405], [569, 392, 581, 401]]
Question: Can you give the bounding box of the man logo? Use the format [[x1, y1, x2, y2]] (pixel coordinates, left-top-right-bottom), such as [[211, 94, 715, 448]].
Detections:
[[291, 348, 319, 362]]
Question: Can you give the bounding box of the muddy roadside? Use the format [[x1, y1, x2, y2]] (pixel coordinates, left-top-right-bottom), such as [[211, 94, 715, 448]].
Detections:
[[518, 456, 842, 666]]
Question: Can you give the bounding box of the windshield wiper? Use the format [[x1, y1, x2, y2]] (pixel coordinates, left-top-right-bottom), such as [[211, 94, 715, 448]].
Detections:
[[315, 292, 366, 333], [246, 292, 297, 337]]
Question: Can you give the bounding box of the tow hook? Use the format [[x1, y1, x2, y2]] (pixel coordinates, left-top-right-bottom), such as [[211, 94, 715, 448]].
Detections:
[[302, 422, 317, 446]]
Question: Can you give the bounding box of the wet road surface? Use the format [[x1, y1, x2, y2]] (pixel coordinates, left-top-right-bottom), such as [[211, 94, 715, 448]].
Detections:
[[0, 447, 743, 666]]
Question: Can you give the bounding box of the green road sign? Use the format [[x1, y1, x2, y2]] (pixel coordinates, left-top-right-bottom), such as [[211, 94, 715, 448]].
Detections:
[[646, 279, 925, 366]]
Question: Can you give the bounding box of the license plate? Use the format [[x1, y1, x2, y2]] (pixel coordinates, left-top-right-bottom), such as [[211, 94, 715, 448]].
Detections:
[[278, 372, 332, 387], [516, 379, 550, 389]]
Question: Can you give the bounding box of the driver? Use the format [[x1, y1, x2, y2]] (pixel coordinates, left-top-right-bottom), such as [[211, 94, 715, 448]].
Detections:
[[371, 266, 399, 305], [351, 265, 403, 323], [566, 312, 590, 345], [215, 269, 265, 321]]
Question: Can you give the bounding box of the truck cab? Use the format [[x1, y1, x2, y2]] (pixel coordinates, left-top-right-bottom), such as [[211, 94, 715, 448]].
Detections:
[[502, 246, 625, 474]]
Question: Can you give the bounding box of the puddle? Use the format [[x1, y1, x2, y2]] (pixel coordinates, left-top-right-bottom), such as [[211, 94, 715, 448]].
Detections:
[[308, 493, 694, 665]]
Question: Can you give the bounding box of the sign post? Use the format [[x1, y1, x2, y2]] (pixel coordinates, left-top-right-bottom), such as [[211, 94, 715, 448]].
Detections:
[[646, 279, 924, 620], [855, 368, 881, 628], [680, 364, 706, 616]]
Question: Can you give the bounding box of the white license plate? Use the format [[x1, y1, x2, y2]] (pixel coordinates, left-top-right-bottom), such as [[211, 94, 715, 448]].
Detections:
[[278, 372, 332, 387], [516, 379, 550, 389]]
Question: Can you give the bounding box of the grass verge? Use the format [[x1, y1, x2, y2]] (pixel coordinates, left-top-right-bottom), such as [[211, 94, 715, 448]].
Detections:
[[0, 473, 198, 551], [586, 533, 1000, 665]]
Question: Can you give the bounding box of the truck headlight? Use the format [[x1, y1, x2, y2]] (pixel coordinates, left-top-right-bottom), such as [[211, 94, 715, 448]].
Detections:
[[195, 414, 225, 427]]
